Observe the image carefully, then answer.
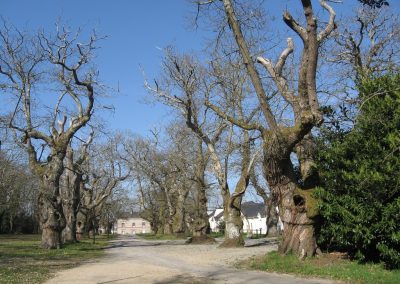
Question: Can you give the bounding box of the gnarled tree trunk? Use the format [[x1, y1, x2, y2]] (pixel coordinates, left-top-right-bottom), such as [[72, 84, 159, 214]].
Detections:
[[192, 140, 213, 242], [61, 148, 81, 243], [220, 161, 251, 247], [263, 137, 319, 258], [218, 0, 336, 258], [192, 184, 210, 237], [272, 182, 318, 258], [265, 197, 279, 236], [221, 189, 245, 247], [38, 159, 66, 249], [173, 188, 189, 236]]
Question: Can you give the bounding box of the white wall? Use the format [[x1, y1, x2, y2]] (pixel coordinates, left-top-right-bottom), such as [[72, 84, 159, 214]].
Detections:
[[243, 214, 267, 234]]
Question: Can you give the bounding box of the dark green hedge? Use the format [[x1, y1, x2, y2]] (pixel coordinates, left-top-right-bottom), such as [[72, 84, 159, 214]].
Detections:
[[316, 74, 400, 269]]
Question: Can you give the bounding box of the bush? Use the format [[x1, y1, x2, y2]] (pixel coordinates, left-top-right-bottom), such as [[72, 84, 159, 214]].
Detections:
[[316, 74, 400, 269]]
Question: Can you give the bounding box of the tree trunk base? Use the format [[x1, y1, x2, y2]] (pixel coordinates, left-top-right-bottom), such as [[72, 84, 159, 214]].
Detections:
[[219, 236, 245, 248], [266, 225, 280, 237], [62, 226, 77, 244], [174, 232, 187, 239], [41, 227, 61, 249], [187, 235, 216, 244], [279, 223, 317, 259]]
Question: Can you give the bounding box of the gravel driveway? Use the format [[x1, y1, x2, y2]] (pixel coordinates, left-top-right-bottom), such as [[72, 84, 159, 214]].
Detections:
[[45, 236, 335, 284]]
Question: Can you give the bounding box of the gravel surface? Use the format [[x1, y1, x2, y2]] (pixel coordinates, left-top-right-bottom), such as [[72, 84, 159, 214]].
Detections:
[[45, 236, 335, 284]]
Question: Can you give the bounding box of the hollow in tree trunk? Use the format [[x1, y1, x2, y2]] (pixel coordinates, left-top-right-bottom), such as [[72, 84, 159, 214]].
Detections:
[[277, 182, 318, 258]]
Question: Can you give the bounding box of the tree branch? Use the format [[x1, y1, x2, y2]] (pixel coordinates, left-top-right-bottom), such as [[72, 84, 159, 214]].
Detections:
[[318, 0, 337, 42], [205, 100, 263, 131]]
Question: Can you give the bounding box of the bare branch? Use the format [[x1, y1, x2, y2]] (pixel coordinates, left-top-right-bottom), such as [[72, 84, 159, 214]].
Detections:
[[205, 99, 263, 131], [318, 0, 337, 42], [283, 11, 307, 43]]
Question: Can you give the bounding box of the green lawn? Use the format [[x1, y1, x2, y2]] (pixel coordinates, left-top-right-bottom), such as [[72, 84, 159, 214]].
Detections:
[[242, 251, 400, 284], [0, 234, 112, 284]]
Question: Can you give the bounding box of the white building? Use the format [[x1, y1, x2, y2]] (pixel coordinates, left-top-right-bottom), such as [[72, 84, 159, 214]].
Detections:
[[241, 201, 267, 234], [208, 208, 224, 232], [208, 201, 283, 235]]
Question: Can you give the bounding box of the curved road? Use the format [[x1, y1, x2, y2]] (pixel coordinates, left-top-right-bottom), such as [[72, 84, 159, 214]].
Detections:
[[46, 236, 335, 284]]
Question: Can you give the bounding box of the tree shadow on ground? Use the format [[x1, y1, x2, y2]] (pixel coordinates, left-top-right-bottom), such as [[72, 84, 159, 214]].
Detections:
[[154, 273, 214, 284]]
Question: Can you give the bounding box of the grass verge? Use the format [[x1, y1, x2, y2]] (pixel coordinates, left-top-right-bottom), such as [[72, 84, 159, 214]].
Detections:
[[208, 232, 224, 238], [240, 251, 400, 284], [136, 233, 185, 240], [0, 234, 113, 284]]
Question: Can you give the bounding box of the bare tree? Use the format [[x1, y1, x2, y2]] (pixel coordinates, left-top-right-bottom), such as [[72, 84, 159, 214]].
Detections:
[[124, 130, 192, 236], [0, 150, 38, 233], [190, 134, 212, 240], [79, 134, 129, 239], [135, 172, 163, 234], [332, 6, 399, 82], [0, 22, 100, 248], [125, 134, 177, 234], [60, 133, 93, 243], [322, 5, 400, 127], [146, 50, 259, 246], [196, 0, 336, 257]]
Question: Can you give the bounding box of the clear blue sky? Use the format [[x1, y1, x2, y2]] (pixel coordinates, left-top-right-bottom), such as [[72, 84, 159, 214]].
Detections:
[[1, 0, 205, 135], [2, 0, 399, 136]]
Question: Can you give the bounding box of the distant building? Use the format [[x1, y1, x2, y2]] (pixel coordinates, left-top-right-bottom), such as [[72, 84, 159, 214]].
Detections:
[[114, 212, 152, 235], [241, 201, 267, 234], [208, 208, 224, 232], [208, 201, 283, 235]]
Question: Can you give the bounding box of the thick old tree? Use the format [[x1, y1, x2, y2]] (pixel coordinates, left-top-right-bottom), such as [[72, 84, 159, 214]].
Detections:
[[197, 0, 336, 257], [61, 134, 92, 243], [0, 24, 99, 248]]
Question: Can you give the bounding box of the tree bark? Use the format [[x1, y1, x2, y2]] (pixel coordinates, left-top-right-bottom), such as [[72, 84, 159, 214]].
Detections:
[[193, 184, 209, 237], [220, 176, 247, 247], [192, 140, 211, 239], [173, 188, 189, 236], [61, 148, 81, 243], [221, 202, 244, 247], [38, 175, 66, 249], [265, 197, 279, 236], [263, 137, 319, 258]]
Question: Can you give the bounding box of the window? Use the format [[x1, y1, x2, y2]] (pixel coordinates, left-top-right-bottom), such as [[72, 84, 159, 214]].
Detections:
[[142, 222, 146, 227], [121, 222, 125, 228], [132, 223, 136, 227]]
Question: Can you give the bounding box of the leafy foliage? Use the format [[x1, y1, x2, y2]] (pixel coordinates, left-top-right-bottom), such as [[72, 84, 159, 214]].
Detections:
[[316, 74, 400, 269]]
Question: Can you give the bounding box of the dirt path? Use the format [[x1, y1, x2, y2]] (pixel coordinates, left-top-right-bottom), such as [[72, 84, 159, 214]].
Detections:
[[46, 236, 335, 284]]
